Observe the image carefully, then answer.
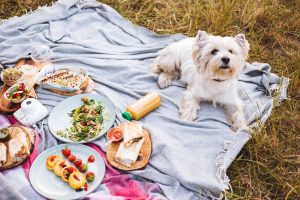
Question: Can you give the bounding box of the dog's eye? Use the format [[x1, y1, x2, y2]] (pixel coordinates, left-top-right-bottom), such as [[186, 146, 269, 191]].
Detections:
[[211, 49, 218, 55], [229, 49, 233, 54]]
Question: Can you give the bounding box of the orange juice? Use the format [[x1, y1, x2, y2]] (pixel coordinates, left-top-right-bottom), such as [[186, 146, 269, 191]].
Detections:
[[122, 93, 160, 121]]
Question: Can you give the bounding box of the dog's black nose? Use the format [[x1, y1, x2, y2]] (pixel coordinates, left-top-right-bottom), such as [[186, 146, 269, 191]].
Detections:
[[221, 57, 230, 64]]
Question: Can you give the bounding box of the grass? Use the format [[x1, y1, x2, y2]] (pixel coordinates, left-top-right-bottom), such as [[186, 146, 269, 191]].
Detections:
[[1, 0, 299, 199]]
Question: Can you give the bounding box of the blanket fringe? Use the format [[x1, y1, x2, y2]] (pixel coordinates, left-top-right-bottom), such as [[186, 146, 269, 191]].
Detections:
[[213, 135, 240, 199], [0, 0, 97, 26]]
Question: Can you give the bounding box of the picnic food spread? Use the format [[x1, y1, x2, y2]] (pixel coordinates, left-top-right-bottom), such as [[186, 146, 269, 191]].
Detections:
[[0, 58, 159, 198]]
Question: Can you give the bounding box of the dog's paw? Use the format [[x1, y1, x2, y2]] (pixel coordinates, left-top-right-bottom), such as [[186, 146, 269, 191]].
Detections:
[[229, 116, 247, 132], [151, 64, 161, 74], [158, 74, 171, 88], [180, 111, 197, 121]]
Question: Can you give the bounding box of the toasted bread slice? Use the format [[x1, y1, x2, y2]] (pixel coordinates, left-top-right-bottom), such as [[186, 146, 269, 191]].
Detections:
[[53, 159, 69, 177], [68, 171, 86, 189], [46, 155, 62, 171], [61, 166, 77, 182], [8, 131, 30, 162]]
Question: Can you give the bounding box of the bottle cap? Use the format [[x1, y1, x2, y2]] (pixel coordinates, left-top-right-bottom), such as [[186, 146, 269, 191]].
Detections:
[[122, 111, 132, 121]]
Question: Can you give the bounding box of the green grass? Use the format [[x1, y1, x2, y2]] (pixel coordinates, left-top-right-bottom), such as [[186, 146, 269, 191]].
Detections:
[[1, 0, 299, 199]]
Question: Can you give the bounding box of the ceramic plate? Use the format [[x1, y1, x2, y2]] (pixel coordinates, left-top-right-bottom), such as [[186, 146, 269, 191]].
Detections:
[[48, 93, 115, 143], [29, 144, 105, 200]]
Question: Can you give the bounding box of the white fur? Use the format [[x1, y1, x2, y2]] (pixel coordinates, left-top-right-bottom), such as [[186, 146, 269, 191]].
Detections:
[[152, 30, 250, 131]]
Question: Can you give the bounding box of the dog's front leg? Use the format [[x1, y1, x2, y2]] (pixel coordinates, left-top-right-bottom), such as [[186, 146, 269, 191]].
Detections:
[[179, 90, 200, 121], [224, 103, 246, 131]]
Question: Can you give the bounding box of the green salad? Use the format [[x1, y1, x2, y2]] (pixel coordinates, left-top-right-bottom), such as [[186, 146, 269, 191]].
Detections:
[[57, 96, 104, 142]]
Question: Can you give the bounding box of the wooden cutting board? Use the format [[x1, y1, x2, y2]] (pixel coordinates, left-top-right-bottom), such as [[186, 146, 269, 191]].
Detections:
[[106, 128, 152, 171], [0, 59, 41, 113], [0, 125, 35, 170]]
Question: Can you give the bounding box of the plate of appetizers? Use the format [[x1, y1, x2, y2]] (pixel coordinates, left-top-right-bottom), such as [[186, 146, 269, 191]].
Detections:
[[0, 125, 35, 170], [106, 122, 152, 171], [29, 144, 105, 200], [48, 93, 115, 143]]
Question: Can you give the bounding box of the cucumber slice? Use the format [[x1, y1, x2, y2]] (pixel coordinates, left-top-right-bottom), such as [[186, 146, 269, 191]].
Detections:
[[0, 128, 10, 142]]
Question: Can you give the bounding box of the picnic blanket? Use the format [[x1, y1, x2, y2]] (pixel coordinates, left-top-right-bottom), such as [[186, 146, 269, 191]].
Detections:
[[0, 0, 289, 199]]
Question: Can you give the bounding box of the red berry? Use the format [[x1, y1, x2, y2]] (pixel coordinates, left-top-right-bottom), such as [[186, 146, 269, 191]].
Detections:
[[68, 154, 76, 162], [86, 172, 95, 182], [67, 167, 75, 173], [59, 161, 66, 167], [74, 159, 82, 168], [88, 155, 95, 163], [62, 147, 71, 157], [84, 183, 88, 191], [79, 163, 88, 172]]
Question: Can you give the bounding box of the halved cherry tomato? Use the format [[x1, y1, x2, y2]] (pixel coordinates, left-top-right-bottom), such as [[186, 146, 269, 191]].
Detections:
[[107, 127, 123, 140]]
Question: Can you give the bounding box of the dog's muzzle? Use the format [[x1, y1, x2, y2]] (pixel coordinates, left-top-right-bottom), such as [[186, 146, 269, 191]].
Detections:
[[219, 65, 230, 69]]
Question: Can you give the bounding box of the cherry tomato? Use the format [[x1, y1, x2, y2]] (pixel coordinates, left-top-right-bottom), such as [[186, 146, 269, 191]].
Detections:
[[88, 155, 95, 163], [107, 127, 123, 140], [21, 83, 25, 91]]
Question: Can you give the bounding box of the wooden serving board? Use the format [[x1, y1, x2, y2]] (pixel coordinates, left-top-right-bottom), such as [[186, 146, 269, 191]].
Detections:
[[106, 129, 152, 171], [0, 125, 35, 170], [0, 59, 40, 113], [48, 76, 95, 96]]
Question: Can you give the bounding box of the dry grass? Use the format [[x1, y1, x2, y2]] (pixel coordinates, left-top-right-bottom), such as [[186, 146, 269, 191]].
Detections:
[[1, 0, 299, 199]]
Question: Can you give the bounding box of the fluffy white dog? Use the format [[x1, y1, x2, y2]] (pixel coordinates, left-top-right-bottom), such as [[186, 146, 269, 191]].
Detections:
[[152, 30, 250, 131]]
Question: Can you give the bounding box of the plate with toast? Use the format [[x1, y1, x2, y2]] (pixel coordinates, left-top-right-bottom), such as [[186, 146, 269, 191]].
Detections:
[[0, 125, 35, 170]]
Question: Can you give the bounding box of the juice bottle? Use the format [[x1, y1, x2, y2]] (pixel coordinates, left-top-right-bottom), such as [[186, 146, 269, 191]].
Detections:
[[122, 93, 161, 121]]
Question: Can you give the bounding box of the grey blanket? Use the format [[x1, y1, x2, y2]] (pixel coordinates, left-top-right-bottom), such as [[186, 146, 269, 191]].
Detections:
[[0, 0, 288, 199]]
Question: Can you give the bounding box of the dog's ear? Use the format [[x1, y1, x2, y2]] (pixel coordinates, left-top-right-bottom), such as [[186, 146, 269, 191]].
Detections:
[[195, 30, 208, 45], [193, 30, 208, 70], [235, 34, 250, 59]]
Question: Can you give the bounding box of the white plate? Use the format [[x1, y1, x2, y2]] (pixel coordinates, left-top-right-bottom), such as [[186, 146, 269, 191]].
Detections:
[[48, 93, 115, 143], [29, 144, 105, 200]]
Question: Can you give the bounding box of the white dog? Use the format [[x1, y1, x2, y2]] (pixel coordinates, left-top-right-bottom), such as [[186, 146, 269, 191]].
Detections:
[[152, 30, 250, 131]]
